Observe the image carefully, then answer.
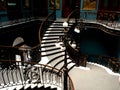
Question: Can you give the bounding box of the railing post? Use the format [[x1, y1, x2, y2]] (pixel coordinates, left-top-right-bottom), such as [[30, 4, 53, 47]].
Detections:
[[63, 22, 69, 90], [64, 44, 68, 90]]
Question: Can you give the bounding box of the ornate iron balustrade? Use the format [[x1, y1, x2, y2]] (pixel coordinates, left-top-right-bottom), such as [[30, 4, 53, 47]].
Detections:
[[0, 60, 75, 90], [0, 60, 63, 89]]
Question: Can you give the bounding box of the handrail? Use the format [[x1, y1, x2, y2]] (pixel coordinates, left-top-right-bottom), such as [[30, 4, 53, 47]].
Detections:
[[38, 12, 56, 49], [66, 9, 79, 23], [98, 10, 120, 14], [63, 8, 82, 64], [0, 11, 56, 62], [68, 75, 75, 90], [81, 20, 120, 36], [0, 59, 75, 90], [0, 60, 63, 89]]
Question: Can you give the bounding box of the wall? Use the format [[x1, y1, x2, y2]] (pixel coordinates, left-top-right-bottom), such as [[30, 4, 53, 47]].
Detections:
[[80, 28, 119, 58], [54, 0, 99, 19], [0, 20, 41, 46], [80, 0, 99, 20], [0, 11, 8, 22], [48, 0, 62, 18]]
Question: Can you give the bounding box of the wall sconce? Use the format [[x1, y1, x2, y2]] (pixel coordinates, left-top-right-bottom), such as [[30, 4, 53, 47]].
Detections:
[[74, 27, 80, 33], [63, 21, 68, 28]]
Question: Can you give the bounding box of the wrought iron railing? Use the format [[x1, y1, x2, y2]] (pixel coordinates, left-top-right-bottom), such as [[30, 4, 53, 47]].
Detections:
[[0, 60, 76, 90], [0, 11, 75, 90], [0, 60, 63, 89], [63, 9, 85, 67], [62, 10, 120, 73]]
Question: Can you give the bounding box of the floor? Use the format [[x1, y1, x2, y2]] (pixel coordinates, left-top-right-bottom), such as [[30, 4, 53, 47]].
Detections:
[[40, 18, 120, 90], [69, 62, 120, 90]]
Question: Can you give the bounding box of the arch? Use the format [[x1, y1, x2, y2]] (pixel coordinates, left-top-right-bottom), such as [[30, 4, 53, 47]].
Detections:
[[12, 37, 24, 46]]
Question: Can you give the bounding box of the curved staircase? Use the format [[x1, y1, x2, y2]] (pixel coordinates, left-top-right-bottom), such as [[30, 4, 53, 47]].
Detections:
[[0, 18, 76, 90], [40, 19, 76, 70]]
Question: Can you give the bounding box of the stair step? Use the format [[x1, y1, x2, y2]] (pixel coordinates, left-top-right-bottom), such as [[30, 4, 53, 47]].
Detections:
[[41, 47, 61, 52], [25, 85, 31, 90], [49, 26, 70, 28], [51, 23, 63, 26], [43, 34, 64, 37], [45, 32, 63, 35], [41, 44, 56, 48], [47, 28, 64, 31], [42, 40, 57, 44], [42, 37, 59, 40], [41, 50, 64, 57], [45, 31, 64, 34]]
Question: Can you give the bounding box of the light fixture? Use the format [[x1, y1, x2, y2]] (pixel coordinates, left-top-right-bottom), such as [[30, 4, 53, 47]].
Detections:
[[74, 27, 80, 33], [63, 21, 68, 27]]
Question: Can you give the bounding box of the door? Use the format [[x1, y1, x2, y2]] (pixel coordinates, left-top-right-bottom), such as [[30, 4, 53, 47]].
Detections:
[[62, 0, 80, 18]]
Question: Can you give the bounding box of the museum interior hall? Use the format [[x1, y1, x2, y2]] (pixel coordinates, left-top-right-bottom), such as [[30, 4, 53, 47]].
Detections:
[[0, 0, 120, 90]]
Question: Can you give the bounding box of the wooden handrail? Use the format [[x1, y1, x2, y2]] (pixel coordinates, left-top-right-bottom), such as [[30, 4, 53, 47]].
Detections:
[[38, 12, 55, 49], [66, 9, 79, 23], [68, 75, 75, 90]]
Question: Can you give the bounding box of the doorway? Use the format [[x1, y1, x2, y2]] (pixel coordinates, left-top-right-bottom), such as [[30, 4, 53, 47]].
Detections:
[[62, 0, 80, 18]]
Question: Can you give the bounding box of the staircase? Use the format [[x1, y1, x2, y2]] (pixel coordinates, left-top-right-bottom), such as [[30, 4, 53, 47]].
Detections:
[[0, 19, 76, 90], [40, 18, 76, 70]]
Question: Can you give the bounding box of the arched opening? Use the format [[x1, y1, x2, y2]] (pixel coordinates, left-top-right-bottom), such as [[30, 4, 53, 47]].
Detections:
[[13, 37, 24, 47], [62, 0, 80, 18], [13, 37, 32, 62]]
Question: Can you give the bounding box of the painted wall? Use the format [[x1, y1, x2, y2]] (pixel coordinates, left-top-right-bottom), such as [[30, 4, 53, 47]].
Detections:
[[0, 11, 8, 22], [80, 0, 99, 20], [80, 28, 119, 58], [48, 0, 62, 18], [54, 0, 99, 19]]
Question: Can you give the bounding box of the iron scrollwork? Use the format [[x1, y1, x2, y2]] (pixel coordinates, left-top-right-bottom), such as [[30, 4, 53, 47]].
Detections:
[[24, 66, 40, 83]]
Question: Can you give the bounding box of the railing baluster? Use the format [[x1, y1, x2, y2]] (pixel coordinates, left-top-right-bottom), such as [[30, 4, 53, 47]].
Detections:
[[1, 69, 6, 87], [0, 60, 75, 90], [2, 69, 7, 86], [17, 65, 24, 85]]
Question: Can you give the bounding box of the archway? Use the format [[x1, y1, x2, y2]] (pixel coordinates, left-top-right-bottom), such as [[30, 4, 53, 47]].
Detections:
[[62, 0, 80, 18], [13, 37, 31, 62], [13, 37, 24, 46]]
